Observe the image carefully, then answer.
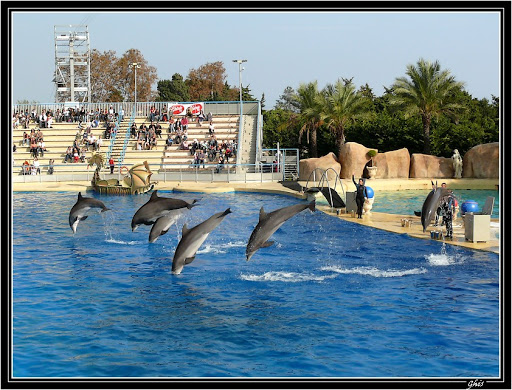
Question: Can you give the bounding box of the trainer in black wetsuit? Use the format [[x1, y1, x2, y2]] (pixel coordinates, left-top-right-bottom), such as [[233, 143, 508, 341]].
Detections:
[[352, 175, 368, 219]]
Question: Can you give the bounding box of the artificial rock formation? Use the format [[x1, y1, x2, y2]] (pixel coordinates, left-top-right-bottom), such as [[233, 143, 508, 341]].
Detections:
[[338, 142, 376, 178], [463, 142, 499, 178], [373, 148, 410, 178], [409, 154, 454, 178], [299, 152, 341, 181], [338, 142, 410, 179]]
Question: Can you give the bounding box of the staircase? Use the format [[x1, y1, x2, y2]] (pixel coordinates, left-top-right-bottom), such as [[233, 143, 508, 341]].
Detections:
[[107, 122, 129, 165]]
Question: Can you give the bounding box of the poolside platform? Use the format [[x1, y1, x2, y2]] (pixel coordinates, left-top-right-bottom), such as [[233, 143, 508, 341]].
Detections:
[[12, 179, 500, 254]]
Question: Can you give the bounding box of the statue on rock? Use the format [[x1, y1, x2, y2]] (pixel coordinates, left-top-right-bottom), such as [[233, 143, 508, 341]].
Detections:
[[452, 149, 463, 179]]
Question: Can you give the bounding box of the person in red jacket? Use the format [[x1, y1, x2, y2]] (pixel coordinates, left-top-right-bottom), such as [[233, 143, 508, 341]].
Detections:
[[109, 157, 115, 174]]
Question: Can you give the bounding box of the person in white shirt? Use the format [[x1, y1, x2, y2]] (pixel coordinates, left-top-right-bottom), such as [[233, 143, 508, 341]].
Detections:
[[33, 157, 40, 174]]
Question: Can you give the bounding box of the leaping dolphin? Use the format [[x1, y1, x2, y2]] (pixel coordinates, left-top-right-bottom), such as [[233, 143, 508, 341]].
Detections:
[[149, 212, 183, 243], [68, 192, 111, 234], [131, 190, 198, 233], [246, 201, 315, 261], [171, 208, 232, 275], [420, 184, 448, 232]]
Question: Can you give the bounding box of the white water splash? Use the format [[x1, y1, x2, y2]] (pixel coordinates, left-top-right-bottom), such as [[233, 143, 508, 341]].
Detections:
[[320, 265, 427, 278], [196, 241, 246, 254], [425, 243, 465, 266], [240, 271, 338, 283], [105, 238, 145, 245]]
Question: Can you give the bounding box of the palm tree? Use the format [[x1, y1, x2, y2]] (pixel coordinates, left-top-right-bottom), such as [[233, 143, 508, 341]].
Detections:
[[389, 58, 465, 155], [319, 79, 369, 157], [292, 81, 324, 158]]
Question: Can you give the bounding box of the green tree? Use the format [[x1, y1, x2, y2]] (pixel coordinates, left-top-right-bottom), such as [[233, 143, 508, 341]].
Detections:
[[275, 86, 299, 112], [319, 78, 370, 156], [156, 73, 190, 102], [293, 81, 324, 158], [389, 58, 466, 154]]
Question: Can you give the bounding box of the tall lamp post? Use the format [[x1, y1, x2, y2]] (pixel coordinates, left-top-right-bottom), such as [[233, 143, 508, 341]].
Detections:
[[129, 62, 141, 112], [232, 59, 247, 166]]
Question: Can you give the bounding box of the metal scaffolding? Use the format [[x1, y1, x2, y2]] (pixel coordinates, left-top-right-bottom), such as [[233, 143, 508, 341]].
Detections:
[[53, 25, 91, 104]]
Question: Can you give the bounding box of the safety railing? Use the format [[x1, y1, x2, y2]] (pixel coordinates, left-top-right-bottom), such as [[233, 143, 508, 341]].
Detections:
[[12, 162, 286, 184], [105, 115, 121, 160], [13, 101, 260, 118], [117, 107, 137, 166]]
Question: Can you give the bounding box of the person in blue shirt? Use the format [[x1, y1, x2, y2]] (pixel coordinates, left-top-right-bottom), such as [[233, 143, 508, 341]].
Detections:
[[352, 174, 368, 219]]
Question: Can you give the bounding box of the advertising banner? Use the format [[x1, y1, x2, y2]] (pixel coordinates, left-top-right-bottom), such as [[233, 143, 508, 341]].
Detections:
[[167, 102, 204, 116]]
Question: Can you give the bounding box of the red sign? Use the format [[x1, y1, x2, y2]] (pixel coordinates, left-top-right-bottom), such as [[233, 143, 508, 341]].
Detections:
[[189, 103, 202, 115], [170, 105, 185, 115], [168, 102, 205, 116]]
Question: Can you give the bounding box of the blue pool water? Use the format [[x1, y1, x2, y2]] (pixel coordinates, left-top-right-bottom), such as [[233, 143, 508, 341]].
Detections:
[[371, 189, 500, 219], [12, 191, 500, 378]]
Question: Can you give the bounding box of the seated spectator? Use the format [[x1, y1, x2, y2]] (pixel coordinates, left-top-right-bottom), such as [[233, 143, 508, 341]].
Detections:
[[80, 147, 87, 163], [180, 140, 190, 151], [181, 116, 189, 131], [215, 155, 225, 173], [136, 138, 143, 151], [22, 131, 29, 146], [130, 123, 137, 138], [208, 121, 215, 135], [22, 160, 30, 175], [96, 135, 103, 151], [166, 135, 174, 147], [48, 159, 54, 175], [64, 146, 73, 163], [182, 129, 188, 141], [193, 150, 200, 166], [197, 110, 205, 125], [198, 149, 206, 168], [207, 111, 213, 122], [168, 117, 175, 133], [155, 123, 162, 138], [73, 148, 80, 163], [91, 119, 99, 128], [150, 136, 157, 150], [30, 138, 38, 158]]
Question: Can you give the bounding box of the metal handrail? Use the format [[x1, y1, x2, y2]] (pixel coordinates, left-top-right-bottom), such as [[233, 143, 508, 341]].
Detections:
[[304, 168, 345, 209], [117, 107, 136, 166]]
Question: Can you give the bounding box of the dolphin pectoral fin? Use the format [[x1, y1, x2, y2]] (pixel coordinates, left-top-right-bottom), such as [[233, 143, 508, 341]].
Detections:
[[160, 229, 170, 236], [80, 215, 88, 221], [261, 241, 274, 248], [185, 256, 195, 264]]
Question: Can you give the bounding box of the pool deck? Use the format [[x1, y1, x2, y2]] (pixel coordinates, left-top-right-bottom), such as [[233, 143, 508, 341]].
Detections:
[[12, 178, 500, 254]]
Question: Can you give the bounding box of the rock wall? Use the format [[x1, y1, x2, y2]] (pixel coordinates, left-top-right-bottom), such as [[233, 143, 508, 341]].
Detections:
[[463, 142, 499, 178], [409, 154, 454, 178], [298, 152, 341, 181], [338, 142, 409, 178], [373, 148, 410, 178], [338, 142, 375, 178]]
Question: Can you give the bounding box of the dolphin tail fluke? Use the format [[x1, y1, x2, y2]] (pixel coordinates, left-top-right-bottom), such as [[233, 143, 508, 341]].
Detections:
[[308, 200, 316, 212]]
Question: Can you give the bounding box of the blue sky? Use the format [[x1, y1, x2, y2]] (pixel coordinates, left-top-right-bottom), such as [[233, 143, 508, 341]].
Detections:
[[11, 10, 501, 107]]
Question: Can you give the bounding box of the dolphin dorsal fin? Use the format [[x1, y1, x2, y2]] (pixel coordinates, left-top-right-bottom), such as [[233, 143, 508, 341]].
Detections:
[[259, 207, 267, 222], [150, 190, 159, 201], [182, 224, 190, 236], [78, 192, 83, 200]]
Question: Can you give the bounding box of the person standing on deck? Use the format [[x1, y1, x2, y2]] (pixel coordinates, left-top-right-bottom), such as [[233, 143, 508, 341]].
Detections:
[[352, 174, 368, 219]]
